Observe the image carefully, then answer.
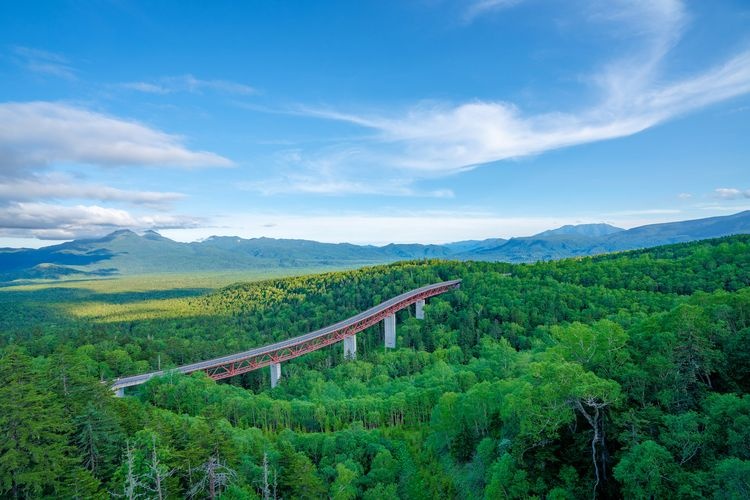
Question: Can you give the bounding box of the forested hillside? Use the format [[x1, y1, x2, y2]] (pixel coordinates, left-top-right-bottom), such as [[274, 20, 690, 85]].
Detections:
[[3, 210, 749, 282], [1, 235, 749, 498]]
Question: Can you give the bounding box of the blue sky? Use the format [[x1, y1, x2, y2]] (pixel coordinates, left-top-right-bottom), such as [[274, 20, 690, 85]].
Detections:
[[1, 0, 749, 247]]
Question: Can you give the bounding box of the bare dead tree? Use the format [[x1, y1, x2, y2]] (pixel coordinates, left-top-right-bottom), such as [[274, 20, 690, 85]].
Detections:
[[144, 435, 174, 500], [571, 396, 609, 500], [188, 452, 237, 500], [272, 462, 278, 500], [111, 441, 144, 500], [253, 449, 278, 500]]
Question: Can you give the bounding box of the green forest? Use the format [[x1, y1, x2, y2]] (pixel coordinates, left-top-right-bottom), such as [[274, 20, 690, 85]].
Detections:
[[1, 235, 750, 499]]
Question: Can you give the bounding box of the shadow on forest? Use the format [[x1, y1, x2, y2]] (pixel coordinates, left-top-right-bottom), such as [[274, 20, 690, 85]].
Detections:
[[0, 286, 213, 305], [0, 248, 116, 272]]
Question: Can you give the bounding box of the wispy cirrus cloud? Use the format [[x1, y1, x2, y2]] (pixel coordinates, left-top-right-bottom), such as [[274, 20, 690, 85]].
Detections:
[[603, 208, 682, 216], [0, 101, 233, 174], [244, 176, 454, 198], [265, 0, 750, 195], [715, 187, 750, 199], [10, 46, 77, 80], [121, 74, 256, 96], [121, 81, 170, 94], [305, 47, 750, 174], [463, 0, 523, 23]]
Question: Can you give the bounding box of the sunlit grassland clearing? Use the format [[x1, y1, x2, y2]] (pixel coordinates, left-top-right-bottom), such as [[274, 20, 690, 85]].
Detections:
[[0, 266, 344, 324]]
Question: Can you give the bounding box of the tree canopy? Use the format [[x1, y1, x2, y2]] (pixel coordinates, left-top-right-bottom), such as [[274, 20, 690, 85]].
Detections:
[[1, 235, 749, 497]]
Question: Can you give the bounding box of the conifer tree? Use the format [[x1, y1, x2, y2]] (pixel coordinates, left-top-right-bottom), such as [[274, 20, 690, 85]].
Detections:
[[0, 347, 74, 498]]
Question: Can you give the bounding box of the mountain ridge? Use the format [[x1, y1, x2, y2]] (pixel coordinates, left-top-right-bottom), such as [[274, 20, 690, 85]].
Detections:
[[533, 223, 624, 238], [2, 210, 749, 281]]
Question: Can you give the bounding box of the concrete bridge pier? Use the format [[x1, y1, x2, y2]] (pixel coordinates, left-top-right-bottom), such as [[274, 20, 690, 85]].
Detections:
[[415, 299, 425, 320], [343, 335, 357, 359], [270, 362, 282, 388], [114, 387, 124, 398], [384, 314, 396, 348]]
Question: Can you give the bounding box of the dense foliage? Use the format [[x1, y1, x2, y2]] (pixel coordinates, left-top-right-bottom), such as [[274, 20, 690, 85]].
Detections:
[[1, 235, 749, 498]]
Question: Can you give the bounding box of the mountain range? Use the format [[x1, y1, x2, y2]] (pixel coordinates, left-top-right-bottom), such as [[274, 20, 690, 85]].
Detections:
[[2, 210, 749, 282]]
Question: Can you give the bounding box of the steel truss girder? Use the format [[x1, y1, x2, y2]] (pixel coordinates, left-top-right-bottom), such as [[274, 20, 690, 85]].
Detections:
[[202, 283, 457, 381]]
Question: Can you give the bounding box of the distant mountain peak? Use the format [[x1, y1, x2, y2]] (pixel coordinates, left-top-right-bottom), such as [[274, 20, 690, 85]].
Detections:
[[534, 223, 624, 238], [2, 211, 750, 281], [141, 229, 169, 241], [99, 229, 138, 241]]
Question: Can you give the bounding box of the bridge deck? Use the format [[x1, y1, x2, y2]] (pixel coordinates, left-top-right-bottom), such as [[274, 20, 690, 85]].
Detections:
[[112, 279, 461, 390]]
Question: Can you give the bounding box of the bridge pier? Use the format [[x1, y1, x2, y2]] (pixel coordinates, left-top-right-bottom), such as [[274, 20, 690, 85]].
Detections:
[[270, 362, 282, 388], [384, 313, 396, 348], [343, 335, 357, 360], [109, 281, 461, 392]]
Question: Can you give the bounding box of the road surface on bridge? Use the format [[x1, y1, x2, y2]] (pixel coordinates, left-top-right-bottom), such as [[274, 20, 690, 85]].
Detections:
[[112, 279, 461, 391]]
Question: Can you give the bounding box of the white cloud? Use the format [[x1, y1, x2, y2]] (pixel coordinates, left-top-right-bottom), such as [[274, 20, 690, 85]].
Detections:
[[463, 0, 523, 22], [0, 102, 229, 240], [715, 187, 750, 199], [0, 174, 185, 208], [0, 202, 202, 240], [678, 193, 692, 199], [166, 212, 571, 244], [588, 0, 687, 101], [121, 74, 256, 95], [11, 46, 76, 80], [243, 175, 454, 198], [300, 50, 750, 175], [0, 101, 233, 173], [272, 1, 750, 193], [120, 82, 171, 94], [695, 204, 750, 213], [12, 46, 67, 63], [602, 209, 682, 216], [160, 209, 685, 245], [237, 146, 456, 197]]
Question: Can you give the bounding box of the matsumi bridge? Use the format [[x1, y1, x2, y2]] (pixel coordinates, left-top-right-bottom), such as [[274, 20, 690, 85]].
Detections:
[[112, 279, 461, 395]]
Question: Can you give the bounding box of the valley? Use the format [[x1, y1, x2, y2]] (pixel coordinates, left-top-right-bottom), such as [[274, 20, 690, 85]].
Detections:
[[1, 236, 749, 497]]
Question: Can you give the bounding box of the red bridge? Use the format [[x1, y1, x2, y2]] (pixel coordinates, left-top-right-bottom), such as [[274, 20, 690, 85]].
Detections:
[[112, 279, 461, 395]]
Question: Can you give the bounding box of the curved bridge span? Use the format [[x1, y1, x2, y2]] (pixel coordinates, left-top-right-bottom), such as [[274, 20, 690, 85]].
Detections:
[[112, 279, 461, 394]]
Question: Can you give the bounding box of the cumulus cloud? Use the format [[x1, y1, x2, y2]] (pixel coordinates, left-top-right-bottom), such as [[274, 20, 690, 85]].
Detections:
[[0, 174, 185, 208], [0, 202, 203, 240], [715, 187, 750, 199], [0, 101, 233, 175], [272, 0, 750, 193], [121, 74, 256, 95], [0, 102, 229, 240]]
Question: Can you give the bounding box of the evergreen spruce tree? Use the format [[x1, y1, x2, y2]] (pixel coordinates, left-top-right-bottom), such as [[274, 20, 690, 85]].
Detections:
[[0, 347, 74, 498]]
